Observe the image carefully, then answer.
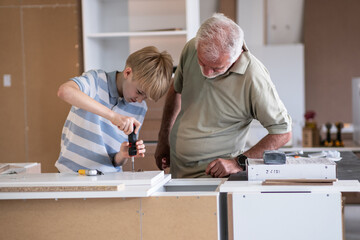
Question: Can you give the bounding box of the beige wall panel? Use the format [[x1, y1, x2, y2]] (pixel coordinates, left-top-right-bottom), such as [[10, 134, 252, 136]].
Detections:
[[0, 0, 20, 6], [0, 198, 140, 240], [141, 196, 219, 240], [145, 93, 166, 119], [23, 5, 80, 172], [140, 120, 161, 141], [304, 0, 360, 124], [0, 8, 26, 163], [219, 0, 236, 22], [141, 92, 166, 141], [21, 0, 76, 5]]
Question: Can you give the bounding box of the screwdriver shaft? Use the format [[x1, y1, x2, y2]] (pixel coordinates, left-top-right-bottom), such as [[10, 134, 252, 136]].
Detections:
[[131, 156, 135, 172]]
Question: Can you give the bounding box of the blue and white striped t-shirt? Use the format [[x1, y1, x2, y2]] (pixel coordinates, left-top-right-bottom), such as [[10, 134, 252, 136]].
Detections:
[[55, 70, 147, 173]]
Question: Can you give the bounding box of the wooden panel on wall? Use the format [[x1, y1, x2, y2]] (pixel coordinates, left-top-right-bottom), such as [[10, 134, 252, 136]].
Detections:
[[219, 0, 236, 22], [0, 0, 20, 6], [0, 7, 26, 163], [142, 196, 219, 240], [304, 0, 360, 124], [23, 3, 81, 172], [0, 198, 141, 240], [22, 0, 76, 4]]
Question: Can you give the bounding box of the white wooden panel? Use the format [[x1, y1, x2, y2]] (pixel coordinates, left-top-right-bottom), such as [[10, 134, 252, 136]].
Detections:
[[231, 191, 342, 240], [0, 174, 171, 200], [0, 171, 164, 187], [220, 180, 360, 193]]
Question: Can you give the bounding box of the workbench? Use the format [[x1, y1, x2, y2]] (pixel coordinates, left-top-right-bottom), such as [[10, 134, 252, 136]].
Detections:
[[0, 150, 359, 240]]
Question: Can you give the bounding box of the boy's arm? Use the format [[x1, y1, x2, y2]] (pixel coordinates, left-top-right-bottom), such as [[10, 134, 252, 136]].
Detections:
[[57, 81, 140, 135], [154, 85, 181, 169]]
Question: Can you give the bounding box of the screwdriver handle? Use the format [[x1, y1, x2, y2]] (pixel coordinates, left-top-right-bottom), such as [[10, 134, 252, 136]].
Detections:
[[128, 125, 137, 156]]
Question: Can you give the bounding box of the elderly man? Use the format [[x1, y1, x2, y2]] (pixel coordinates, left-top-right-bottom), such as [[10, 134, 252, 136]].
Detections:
[[155, 13, 292, 178]]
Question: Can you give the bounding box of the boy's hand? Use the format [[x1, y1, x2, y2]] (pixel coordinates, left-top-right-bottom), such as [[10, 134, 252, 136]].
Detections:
[[111, 113, 141, 135], [120, 140, 146, 159], [113, 140, 146, 166]]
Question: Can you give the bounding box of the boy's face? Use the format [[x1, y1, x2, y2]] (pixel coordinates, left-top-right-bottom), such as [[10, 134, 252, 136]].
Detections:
[[123, 69, 147, 103]]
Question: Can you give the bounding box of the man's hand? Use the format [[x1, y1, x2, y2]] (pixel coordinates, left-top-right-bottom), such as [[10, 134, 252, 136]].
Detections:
[[110, 113, 141, 135], [154, 140, 170, 170], [205, 158, 243, 178], [113, 140, 146, 166]]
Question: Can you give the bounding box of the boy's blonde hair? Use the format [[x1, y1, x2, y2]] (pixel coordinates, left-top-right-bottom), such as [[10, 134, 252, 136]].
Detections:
[[126, 46, 173, 101]]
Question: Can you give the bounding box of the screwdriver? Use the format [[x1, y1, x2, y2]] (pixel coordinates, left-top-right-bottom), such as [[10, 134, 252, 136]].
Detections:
[[128, 125, 137, 172], [78, 169, 104, 176]]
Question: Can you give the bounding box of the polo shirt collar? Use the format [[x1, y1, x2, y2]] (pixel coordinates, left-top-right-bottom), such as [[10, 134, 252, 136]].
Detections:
[[107, 71, 120, 98], [228, 41, 250, 75]]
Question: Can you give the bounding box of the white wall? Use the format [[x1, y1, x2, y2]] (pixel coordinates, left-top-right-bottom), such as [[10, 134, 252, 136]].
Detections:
[[237, 0, 265, 46], [267, 0, 304, 44], [200, 0, 218, 23], [237, 0, 305, 147], [237, 0, 304, 46]]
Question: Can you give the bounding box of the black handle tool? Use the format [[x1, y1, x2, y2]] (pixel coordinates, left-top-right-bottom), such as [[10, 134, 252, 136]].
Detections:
[[128, 125, 137, 171]]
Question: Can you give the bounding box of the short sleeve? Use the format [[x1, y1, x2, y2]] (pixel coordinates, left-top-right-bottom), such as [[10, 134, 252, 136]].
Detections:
[[174, 39, 195, 93], [249, 70, 292, 134], [71, 70, 99, 99]]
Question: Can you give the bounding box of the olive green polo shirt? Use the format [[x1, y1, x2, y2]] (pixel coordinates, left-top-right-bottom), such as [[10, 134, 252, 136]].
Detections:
[[169, 38, 292, 178]]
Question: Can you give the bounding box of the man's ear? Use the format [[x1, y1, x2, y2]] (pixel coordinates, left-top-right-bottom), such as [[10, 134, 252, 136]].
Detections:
[[123, 67, 132, 79]]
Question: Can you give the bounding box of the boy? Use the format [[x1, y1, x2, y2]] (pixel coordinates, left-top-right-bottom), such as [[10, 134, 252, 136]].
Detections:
[[55, 46, 173, 173]]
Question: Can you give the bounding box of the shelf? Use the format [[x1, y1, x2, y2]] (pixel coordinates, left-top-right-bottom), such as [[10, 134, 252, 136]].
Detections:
[[82, 0, 199, 71], [87, 30, 188, 38]]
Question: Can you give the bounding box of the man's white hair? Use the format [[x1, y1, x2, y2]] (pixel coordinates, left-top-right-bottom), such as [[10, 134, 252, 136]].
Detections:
[[195, 13, 244, 64]]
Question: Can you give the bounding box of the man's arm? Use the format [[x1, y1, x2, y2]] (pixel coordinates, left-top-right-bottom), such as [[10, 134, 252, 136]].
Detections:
[[206, 132, 292, 178], [58, 81, 140, 135], [243, 131, 292, 158], [154, 85, 181, 169]]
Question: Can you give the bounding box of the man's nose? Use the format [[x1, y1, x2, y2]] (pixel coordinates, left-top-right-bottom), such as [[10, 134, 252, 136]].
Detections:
[[203, 67, 214, 75]]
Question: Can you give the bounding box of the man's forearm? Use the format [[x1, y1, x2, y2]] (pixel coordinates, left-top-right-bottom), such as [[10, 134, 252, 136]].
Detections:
[[158, 85, 181, 140], [243, 132, 292, 158]]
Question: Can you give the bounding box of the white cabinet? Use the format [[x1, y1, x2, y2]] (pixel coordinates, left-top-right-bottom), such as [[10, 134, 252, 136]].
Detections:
[[82, 0, 200, 72], [230, 191, 342, 240]]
